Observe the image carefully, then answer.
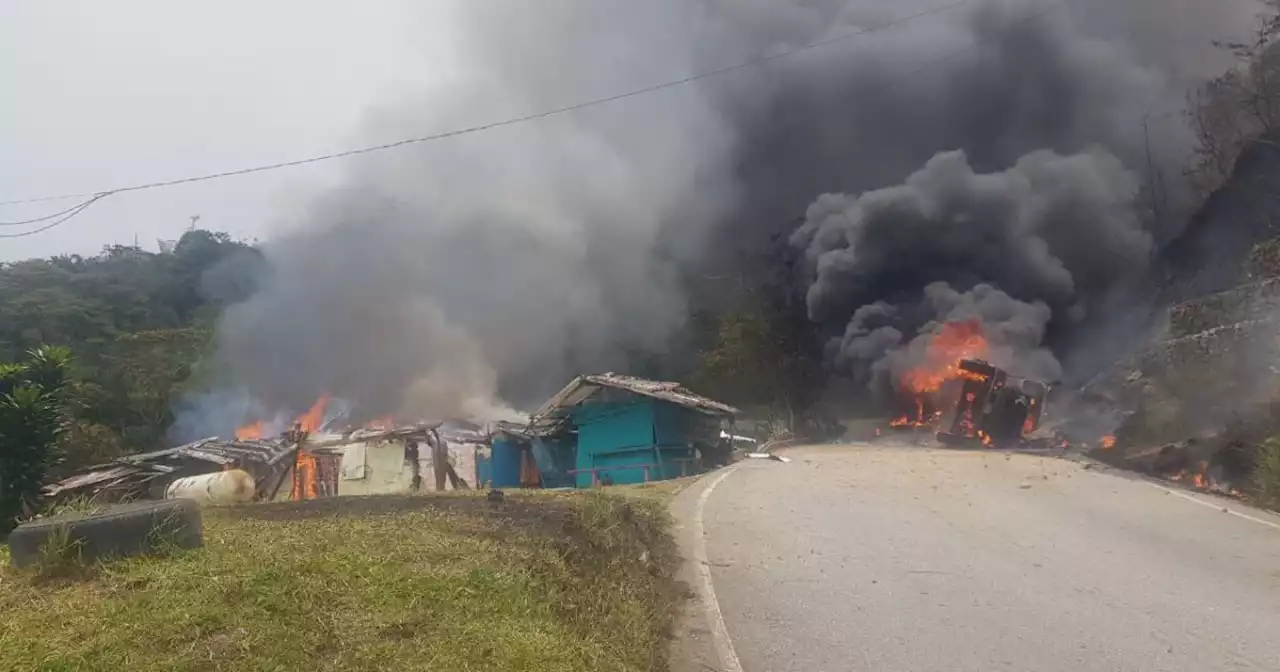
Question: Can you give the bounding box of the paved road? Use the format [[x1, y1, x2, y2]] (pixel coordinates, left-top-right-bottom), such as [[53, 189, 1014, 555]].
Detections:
[[681, 444, 1280, 672]]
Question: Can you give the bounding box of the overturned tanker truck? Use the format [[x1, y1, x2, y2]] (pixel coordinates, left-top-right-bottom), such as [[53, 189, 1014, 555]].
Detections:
[[935, 359, 1050, 448]]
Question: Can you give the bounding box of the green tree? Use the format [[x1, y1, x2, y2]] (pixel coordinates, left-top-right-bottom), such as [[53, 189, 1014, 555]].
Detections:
[[0, 347, 71, 535], [0, 229, 263, 475], [694, 302, 823, 435]]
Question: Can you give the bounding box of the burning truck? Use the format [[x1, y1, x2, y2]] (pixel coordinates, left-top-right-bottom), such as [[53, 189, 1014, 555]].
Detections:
[[886, 321, 1051, 448], [934, 359, 1049, 448]]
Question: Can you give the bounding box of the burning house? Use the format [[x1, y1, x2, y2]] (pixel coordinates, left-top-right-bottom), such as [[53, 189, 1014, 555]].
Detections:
[[49, 373, 739, 504], [44, 438, 297, 504], [48, 389, 480, 505]]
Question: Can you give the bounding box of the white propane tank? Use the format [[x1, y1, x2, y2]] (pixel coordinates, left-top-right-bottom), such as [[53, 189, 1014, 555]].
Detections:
[[164, 469, 256, 505]]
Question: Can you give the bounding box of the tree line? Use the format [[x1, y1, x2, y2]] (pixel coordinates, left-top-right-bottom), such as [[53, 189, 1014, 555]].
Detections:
[[0, 231, 265, 531]]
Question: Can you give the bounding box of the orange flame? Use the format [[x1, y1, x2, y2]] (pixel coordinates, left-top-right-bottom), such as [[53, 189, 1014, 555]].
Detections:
[[1170, 460, 1211, 490], [900, 321, 990, 394], [287, 395, 332, 500], [364, 414, 396, 431], [295, 394, 331, 433], [291, 449, 319, 500], [235, 420, 264, 441], [1099, 435, 1117, 450]]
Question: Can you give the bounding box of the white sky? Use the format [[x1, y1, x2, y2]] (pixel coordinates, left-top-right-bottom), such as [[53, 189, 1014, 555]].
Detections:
[[0, 0, 448, 261]]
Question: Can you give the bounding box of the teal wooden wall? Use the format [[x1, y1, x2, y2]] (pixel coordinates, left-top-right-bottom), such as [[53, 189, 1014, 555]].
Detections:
[[571, 399, 705, 487], [530, 436, 575, 488]]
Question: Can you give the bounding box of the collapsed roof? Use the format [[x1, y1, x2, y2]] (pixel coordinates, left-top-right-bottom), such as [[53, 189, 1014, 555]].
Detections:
[[527, 373, 739, 436], [44, 437, 297, 499], [45, 423, 462, 499]]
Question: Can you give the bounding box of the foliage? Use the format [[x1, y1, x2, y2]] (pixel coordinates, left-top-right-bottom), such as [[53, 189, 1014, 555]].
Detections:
[[0, 347, 72, 536], [1187, 2, 1280, 193], [690, 229, 828, 435], [1253, 437, 1280, 508], [0, 231, 262, 476], [1246, 238, 1280, 280]]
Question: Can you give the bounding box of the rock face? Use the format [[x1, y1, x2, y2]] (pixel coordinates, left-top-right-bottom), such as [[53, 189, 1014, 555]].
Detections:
[[1087, 247, 1280, 449], [1168, 279, 1280, 339], [1077, 141, 1280, 490]]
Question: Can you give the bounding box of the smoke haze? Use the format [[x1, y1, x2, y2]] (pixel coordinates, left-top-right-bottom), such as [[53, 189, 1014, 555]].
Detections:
[[175, 0, 1265, 437]]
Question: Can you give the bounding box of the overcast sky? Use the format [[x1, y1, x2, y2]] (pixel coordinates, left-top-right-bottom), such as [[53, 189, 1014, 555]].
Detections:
[[3, 1, 1263, 263], [0, 0, 458, 261]]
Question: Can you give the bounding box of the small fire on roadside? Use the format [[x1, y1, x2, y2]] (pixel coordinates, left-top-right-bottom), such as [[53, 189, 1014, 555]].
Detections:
[[1099, 435, 1117, 450], [1169, 460, 1211, 490]]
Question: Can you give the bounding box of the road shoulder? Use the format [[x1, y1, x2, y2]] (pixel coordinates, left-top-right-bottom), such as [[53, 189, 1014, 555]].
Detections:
[[667, 465, 741, 672]]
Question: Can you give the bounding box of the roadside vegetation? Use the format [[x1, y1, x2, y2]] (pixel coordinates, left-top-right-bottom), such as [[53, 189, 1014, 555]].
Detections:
[[0, 230, 263, 478], [0, 491, 678, 672], [0, 347, 71, 536], [1254, 438, 1280, 508]]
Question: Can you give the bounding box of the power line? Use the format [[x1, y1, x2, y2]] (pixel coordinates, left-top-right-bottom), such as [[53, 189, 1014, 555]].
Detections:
[[0, 0, 1071, 240], [0, 193, 114, 239], [0, 0, 977, 208], [882, 1, 1064, 88], [0, 195, 110, 226]]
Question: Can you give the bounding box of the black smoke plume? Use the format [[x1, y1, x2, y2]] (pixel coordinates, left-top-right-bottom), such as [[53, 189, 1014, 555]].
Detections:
[[173, 0, 1263, 438]]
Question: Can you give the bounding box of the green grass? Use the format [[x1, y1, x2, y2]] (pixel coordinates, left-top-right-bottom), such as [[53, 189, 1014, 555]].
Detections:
[[0, 491, 678, 672]]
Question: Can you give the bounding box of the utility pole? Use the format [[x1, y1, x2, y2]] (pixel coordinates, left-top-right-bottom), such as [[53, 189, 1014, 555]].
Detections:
[[188, 214, 201, 231]]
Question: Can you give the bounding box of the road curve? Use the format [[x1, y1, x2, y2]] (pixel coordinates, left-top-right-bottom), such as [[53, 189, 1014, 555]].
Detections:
[[679, 443, 1280, 672]]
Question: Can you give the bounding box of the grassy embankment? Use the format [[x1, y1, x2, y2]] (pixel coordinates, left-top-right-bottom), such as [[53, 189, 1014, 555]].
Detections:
[[0, 490, 679, 672]]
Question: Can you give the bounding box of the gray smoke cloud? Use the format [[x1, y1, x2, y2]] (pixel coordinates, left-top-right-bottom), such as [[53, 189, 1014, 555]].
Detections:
[[173, 0, 1263, 437], [831, 282, 1061, 391]]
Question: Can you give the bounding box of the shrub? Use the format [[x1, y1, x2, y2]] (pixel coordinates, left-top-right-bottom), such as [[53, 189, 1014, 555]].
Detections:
[[1252, 437, 1280, 509]]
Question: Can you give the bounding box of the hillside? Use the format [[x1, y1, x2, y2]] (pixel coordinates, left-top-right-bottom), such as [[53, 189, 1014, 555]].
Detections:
[[0, 231, 263, 475]]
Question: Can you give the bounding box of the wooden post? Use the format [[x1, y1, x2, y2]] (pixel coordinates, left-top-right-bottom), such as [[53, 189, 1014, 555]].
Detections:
[[444, 461, 470, 490], [264, 449, 295, 501], [430, 430, 448, 491], [286, 424, 307, 501]]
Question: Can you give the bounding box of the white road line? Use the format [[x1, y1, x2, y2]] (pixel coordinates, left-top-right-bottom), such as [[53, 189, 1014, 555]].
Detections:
[[692, 465, 744, 672], [1146, 481, 1280, 532]]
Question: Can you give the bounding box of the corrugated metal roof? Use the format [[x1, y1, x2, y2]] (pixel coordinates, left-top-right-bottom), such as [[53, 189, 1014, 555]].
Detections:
[[527, 373, 738, 435], [45, 437, 297, 497]]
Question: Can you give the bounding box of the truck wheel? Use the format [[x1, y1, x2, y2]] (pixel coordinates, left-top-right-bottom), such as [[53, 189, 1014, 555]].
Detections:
[[6, 499, 203, 569]]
